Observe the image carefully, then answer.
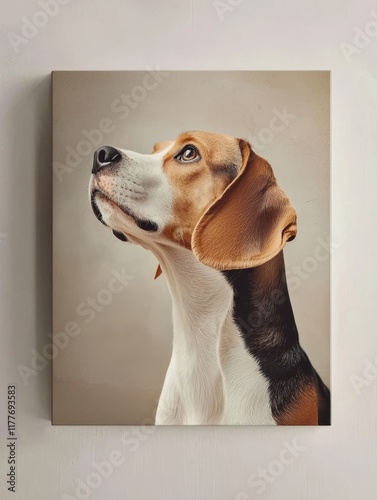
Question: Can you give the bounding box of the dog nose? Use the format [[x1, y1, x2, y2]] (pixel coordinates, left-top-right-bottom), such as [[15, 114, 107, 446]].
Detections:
[[92, 146, 122, 174]]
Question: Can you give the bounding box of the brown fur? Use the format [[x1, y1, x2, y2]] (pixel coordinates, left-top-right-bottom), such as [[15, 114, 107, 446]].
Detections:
[[152, 133, 296, 270], [275, 383, 319, 425], [192, 141, 297, 270], [153, 132, 243, 247]]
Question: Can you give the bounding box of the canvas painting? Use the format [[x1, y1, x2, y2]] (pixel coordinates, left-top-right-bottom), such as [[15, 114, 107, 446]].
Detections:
[[52, 71, 330, 425]]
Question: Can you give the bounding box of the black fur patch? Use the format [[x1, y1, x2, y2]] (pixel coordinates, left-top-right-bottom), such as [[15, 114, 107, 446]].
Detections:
[[222, 263, 330, 423], [135, 219, 158, 232], [112, 230, 128, 242]]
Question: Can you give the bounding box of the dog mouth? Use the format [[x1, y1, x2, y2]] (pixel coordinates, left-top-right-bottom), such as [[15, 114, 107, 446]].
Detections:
[[91, 189, 158, 233]]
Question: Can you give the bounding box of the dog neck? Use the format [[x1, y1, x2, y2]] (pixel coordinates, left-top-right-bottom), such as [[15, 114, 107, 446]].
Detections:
[[154, 245, 234, 344], [154, 245, 298, 349], [151, 244, 316, 424], [152, 244, 237, 424]]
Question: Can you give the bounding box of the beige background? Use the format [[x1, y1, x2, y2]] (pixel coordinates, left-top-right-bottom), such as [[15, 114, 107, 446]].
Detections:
[[52, 71, 330, 425]]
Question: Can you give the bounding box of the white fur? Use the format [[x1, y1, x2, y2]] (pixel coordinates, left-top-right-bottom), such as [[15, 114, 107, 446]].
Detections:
[[90, 146, 173, 231]]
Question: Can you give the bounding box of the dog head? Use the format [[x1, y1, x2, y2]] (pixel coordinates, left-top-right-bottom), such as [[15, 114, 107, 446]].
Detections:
[[89, 131, 297, 270]]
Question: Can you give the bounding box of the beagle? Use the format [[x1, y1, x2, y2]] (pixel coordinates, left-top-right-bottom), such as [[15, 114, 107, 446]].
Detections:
[[89, 131, 330, 425]]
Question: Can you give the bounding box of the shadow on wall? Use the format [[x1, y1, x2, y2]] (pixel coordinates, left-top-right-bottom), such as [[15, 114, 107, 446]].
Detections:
[[7, 76, 52, 420]]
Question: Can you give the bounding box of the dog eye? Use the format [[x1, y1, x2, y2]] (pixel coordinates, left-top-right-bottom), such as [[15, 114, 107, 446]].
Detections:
[[175, 145, 200, 163]]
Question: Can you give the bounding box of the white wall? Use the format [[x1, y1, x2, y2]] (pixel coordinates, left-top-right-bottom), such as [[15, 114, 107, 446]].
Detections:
[[1, 0, 376, 498]]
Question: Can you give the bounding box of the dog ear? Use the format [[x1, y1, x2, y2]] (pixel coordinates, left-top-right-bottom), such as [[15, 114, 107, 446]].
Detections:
[[152, 140, 174, 154], [192, 140, 297, 270]]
